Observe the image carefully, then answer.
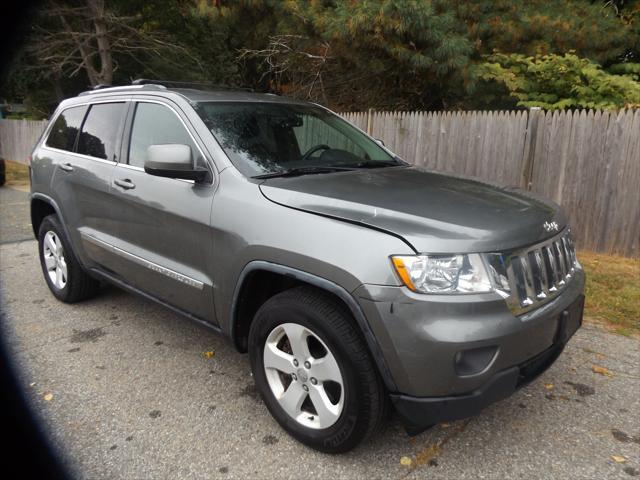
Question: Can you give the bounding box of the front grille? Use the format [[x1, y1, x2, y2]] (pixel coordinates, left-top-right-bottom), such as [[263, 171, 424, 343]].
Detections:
[[487, 230, 579, 315]]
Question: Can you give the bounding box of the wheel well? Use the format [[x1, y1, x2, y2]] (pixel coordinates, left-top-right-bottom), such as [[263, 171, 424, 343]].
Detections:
[[233, 270, 356, 353], [31, 199, 56, 238]]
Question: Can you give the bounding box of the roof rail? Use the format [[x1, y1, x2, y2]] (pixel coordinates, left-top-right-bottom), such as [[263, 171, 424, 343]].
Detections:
[[131, 78, 254, 92], [78, 84, 167, 97]]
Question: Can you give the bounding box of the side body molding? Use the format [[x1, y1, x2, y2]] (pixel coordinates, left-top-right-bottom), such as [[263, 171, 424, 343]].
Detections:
[[229, 260, 398, 392]]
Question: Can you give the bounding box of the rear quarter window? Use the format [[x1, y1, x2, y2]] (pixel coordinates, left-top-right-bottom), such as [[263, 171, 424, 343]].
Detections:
[[77, 103, 126, 161], [45, 105, 87, 152]]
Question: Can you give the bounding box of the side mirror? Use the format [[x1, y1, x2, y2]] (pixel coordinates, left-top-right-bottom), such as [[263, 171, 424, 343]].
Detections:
[[375, 138, 385, 147], [144, 144, 207, 182]]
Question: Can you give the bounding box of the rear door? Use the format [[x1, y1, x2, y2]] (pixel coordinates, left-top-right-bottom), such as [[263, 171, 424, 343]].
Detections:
[[46, 101, 127, 268], [104, 99, 217, 322]]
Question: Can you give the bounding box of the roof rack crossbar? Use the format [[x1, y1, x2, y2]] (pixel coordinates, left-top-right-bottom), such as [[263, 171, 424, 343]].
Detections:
[[131, 78, 254, 92]]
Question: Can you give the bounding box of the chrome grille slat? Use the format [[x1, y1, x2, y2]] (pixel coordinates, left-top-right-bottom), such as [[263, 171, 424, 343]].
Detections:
[[544, 246, 559, 291], [501, 230, 578, 314], [561, 237, 573, 275], [530, 250, 548, 298], [510, 256, 531, 306], [554, 241, 567, 282], [520, 256, 537, 305]]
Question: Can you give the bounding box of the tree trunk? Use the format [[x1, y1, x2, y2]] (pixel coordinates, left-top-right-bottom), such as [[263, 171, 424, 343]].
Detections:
[[87, 0, 113, 85], [59, 14, 100, 86], [52, 75, 64, 102]]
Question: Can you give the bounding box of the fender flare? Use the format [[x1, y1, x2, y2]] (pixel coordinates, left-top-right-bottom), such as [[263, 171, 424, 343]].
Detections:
[[229, 260, 398, 392], [30, 193, 73, 241]]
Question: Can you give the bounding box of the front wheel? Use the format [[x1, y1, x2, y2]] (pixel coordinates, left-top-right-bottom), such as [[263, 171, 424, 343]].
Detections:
[[248, 286, 387, 453]]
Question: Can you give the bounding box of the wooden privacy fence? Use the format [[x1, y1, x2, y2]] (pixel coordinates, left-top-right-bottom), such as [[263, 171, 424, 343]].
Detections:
[[342, 109, 639, 257], [0, 110, 638, 256], [0, 119, 48, 165]]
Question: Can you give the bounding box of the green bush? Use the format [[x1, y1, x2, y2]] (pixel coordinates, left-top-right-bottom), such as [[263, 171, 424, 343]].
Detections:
[[477, 53, 640, 110]]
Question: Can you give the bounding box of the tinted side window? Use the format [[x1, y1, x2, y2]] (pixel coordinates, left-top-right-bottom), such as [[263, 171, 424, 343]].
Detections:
[[77, 103, 125, 161], [128, 102, 202, 168], [45, 106, 87, 152]]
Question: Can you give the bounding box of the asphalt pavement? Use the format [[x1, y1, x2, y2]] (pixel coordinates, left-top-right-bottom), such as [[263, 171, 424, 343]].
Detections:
[[0, 184, 639, 479]]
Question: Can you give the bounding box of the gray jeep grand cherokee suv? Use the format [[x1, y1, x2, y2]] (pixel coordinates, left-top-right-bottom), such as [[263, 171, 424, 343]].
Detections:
[[30, 80, 585, 452]]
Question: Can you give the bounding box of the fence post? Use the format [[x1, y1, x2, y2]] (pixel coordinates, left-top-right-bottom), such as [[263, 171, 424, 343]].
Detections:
[[520, 107, 542, 190], [366, 108, 374, 135]]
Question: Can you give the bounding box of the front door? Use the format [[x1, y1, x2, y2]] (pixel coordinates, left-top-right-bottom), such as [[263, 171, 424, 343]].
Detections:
[[104, 100, 217, 322]]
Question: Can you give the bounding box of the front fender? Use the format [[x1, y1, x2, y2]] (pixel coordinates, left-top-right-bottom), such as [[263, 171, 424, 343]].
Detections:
[[228, 260, 398, 392]]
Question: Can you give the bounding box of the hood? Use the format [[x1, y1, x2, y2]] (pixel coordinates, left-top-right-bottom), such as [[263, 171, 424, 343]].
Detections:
[[259, 166, 567, 253]]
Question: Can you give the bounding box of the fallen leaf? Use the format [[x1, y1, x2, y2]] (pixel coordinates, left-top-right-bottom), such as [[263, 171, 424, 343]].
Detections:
[[415, 444, 441, 467], [203, 351, 215, 359], [29, 382, 36, 387], [544, 383, 554, 390], [592, 365, 614, 377], [440, 422, 451, 428], [612, 455, 627, 463], [43, 393, 53, 401], [400, 456, 412, 467]]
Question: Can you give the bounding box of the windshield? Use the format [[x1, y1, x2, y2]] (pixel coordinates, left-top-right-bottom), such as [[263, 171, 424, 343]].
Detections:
[[194, 102, 400, 177]]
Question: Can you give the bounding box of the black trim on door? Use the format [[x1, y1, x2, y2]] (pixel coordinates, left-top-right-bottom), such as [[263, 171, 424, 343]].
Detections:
[[118, 101, 136, 165]]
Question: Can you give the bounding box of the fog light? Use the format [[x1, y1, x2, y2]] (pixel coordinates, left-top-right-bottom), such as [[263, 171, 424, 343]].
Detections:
[[454, 346, 498, 376]]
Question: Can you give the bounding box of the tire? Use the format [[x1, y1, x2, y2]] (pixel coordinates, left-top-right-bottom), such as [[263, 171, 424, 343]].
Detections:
[[38, 214, 100, 303], [248, 286, 387, 453]]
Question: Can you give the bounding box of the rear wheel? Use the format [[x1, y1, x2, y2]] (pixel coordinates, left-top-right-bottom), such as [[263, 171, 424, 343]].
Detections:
[[38, 215, 100, 303], [248, 286, 387, 453]]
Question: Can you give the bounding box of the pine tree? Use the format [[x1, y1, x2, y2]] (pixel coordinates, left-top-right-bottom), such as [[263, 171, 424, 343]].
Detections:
[[455, 0, 635, 65]]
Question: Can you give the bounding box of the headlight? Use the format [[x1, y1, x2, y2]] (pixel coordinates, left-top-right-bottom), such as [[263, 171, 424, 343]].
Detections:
[[391, 254, 493, 294]]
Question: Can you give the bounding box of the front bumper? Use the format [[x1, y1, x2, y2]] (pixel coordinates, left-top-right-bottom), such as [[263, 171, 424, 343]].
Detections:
[[392, 293, 583, 434], [354, 268, 585, 434]]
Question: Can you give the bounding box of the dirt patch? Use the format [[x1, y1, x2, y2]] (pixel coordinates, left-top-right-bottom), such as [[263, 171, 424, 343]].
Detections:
[[262, 434, 279, 445], [69, 327, 106, 344], [612, 428, 640, 444], [240, 383, 260, 401], [564, 381, 595, 397]]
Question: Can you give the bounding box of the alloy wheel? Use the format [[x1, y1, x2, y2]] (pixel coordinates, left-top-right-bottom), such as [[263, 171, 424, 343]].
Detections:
[[263, 322, 344, 429], [43, 231, 67, 290]]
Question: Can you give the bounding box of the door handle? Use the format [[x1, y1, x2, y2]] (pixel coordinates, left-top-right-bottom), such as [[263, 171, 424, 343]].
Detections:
[[59, 163, 74, 172], [114, 178, 136, 190]]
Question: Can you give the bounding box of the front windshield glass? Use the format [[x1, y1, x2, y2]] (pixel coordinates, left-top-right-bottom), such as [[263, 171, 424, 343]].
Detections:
[[194, 101, 399, 177]]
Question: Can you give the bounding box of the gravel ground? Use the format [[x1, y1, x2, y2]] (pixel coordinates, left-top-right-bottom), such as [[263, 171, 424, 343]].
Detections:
[[1, 185, 639, 479]]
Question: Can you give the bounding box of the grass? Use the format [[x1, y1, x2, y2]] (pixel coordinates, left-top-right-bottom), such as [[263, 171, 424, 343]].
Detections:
[[4, 159, 30, 186], [579, 250, 640, 336]]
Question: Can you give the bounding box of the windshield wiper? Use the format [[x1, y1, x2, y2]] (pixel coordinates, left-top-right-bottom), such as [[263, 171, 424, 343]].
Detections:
[[341, 159, 406, 169], [253, 166, 356, 179]]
